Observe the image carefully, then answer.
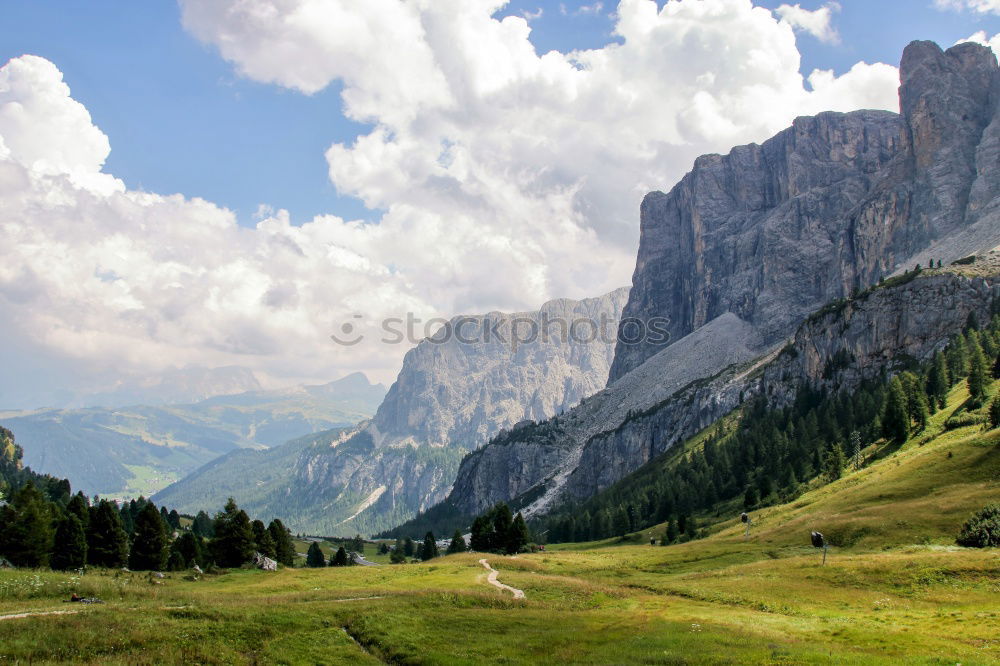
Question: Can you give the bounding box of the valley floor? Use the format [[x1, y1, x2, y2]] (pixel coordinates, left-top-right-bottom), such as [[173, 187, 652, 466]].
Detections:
[[2, 385, 999, 664]]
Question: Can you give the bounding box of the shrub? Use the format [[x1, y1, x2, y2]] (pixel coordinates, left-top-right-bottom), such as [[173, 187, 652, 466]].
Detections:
[[956, 504, 1000, 547]]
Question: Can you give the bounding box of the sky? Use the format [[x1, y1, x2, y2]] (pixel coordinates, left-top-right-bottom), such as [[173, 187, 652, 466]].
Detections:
[[0, 0, 998, 408]]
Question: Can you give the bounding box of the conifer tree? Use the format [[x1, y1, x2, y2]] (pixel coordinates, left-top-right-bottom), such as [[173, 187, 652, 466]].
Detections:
[[171, 531, 204, 568], [87, 499, 129, 568], [469, 515, 490, 552], [403, 536, 415, 557], [664, 519, 678, 544], [882, 377, 910, 445], [421, 532, 439, 561], [446, 529, 466, 554], [66, 492, 90, 530], [210, 499, 255, 567], [306, 541, 326, 567], [129, 501, 168, 571], [251, 519, 276, 558], [743, 485, 759, 510], [492, 503, 514, 548], [824, 443, 846, 481], [927, 352, 950, 409], [990, 397, 1000, 429], [967, 337, 988, 405], [0, 482, 55, 568], [509, 512, 530, 554], [331, 546, 349, 566], [267, 519, 295, 566], [192, 510, 214, 538], [51, 514, 88, 570]]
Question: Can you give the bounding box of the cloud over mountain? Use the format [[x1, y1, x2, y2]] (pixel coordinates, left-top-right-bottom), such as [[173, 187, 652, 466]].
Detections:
[[0, 0, 899, 399]]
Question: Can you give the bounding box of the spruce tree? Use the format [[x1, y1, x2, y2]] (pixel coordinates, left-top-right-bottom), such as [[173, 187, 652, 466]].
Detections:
[[66, 492, 90, 530], [824, 443, 846, 481], [743, 485, 759, 510], [446, 529, 467, 554], [990, 397, 1000, 429], [882, 377, 910, 445], [331, 546, 349, 566], [51, 514, 88, 570], [171, 531, 204, 568], [87, 499, 129, 568], [192, 510, 214, 538], [421, 532, 439, 561], [251, 519, 276, 558], [927, 352, 950, 409], [167, 550, 186, 571], [268, 519, 296, 566], [403, 536, 415, 557], [210, 499, 255, 567], [492, 503, 514, 549], [129, 502, 168, 571], [306, 541, 326, 567], [0, 482, 55, 568], [509, 513, 530, 554], [664, 519, 679, 544], [967, 337, 988, 405], [470, 515, 490, 552]]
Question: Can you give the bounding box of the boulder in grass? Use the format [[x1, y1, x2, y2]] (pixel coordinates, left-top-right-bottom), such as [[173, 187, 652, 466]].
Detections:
[[253, 552, 278, 571]]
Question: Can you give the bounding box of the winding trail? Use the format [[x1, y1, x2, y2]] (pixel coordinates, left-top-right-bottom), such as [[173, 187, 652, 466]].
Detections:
[[478, 558, 525, 599], [0, 609, 80, 621]]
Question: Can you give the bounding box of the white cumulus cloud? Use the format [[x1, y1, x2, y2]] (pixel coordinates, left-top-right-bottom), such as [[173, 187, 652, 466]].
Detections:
[[934, 0, 1000, 15], [1, 0, 901, 396], [774, 2, 840, 44]]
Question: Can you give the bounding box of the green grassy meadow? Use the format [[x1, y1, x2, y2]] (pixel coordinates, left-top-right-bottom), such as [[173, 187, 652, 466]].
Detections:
[[1, 382, 998, 664]]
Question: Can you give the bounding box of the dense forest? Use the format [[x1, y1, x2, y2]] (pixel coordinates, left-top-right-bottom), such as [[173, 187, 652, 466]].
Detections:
[[535, 313, 1000, 544], [0, 430, 296, 571]]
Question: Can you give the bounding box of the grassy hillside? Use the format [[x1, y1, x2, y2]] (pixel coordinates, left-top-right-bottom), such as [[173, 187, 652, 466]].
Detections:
[[1, 380, 997, 664]]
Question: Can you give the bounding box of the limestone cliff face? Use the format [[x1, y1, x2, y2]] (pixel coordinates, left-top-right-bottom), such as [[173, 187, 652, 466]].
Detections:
[[445, 264, 1000, 518], [609, 41, 1000, 383], [285, 289, 630, 534], [436, 41, 1000, 523]]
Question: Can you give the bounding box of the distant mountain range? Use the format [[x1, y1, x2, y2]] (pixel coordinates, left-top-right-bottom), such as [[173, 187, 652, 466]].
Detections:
[[153, 290, 630, 534], [0, 372, 385, 498]]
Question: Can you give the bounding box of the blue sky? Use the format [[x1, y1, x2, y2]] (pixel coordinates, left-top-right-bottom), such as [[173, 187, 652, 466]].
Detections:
[[1, 0, 999, 407], [1, 1, 996, 228]]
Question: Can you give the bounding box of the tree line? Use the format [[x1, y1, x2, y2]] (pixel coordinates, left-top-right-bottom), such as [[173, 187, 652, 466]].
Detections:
[[536, 311, 1000, 545]]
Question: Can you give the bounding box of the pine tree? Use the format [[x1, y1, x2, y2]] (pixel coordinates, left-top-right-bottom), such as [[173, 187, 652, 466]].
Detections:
[[927, 352, 950, 409], [421, 532, 439, 561], [167, 510, 181, 530], [446, 529, 467, 554], [66, 492, 90, 530], [192, 510, 214, 538], [882, 377, 910, 445], [268, 519, 296, 566], [87, 499, 129, 568], [0, 483, 55, 568], [743, 485, 759, 510], [171, 531, 204, 568], [129, 501, 168, 571], [210, 499, 255, 567], [51, 514, 88, 570], [470, 515, 490, 552], [850, 430, 863, 470], [306, 542, 326, 567], [824, 442, 846, 481], [251, 519, 276, 558], [990, 397, 1000, 429], [403, 537, 415, 557], [492, 503, 514, 549], [167, 550, 186, 571], [967, 337, 988, 405], [331, 546, 349, 566], [509, 512, 530, 554], [664, 519, 678, 544]]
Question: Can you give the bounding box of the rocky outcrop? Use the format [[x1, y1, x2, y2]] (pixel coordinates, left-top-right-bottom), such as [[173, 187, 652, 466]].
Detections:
[[160, 289, 630, 535], [445, 262, 999, 520], [609, 41, 1000, 383], [433, 40, 1000, 526]]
